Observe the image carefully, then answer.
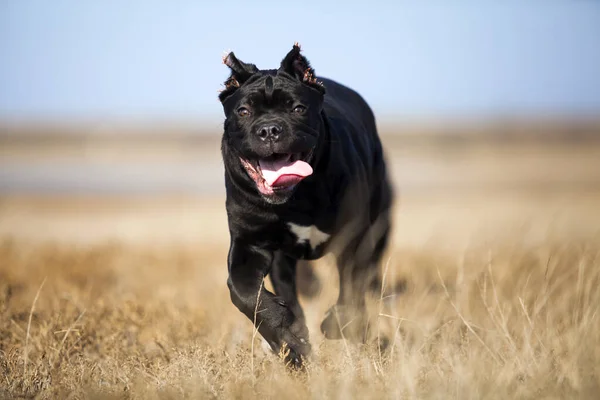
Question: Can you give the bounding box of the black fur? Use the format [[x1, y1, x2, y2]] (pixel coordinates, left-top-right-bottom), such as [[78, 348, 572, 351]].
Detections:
[[219, 44, 394, 367]]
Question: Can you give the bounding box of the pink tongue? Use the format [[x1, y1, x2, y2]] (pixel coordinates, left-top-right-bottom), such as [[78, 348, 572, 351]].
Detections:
[[259, 158, 313, 187]]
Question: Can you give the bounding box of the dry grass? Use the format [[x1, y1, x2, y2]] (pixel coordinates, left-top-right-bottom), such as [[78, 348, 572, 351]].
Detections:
[[1, 193, 599, 399], [1, 136, 600, 399]]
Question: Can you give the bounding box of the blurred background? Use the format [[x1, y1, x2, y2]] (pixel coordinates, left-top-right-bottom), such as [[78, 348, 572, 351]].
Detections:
[[1, 0, 600, 244], [3, 4, 600, 397]]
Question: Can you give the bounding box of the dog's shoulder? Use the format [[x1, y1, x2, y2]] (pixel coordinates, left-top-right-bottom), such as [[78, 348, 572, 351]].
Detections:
[[320, 78, 376, 128], [319, 78, 382, 175]]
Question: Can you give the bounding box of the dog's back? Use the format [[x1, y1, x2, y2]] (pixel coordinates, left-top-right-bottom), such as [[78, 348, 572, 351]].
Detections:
[[318, 77, 393, 230], [321, 78, 378, 135]]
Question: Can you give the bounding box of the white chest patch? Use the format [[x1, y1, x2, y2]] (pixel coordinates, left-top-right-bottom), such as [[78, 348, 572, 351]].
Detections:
[[287, 223, 331, 250]]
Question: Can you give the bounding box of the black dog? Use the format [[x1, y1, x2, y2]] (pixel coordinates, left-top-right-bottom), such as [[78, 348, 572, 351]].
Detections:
[[219, 44, 394, 367]]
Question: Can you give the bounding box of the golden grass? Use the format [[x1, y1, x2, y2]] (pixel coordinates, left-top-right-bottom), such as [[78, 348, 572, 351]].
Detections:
[[1, 193, 599, 399]]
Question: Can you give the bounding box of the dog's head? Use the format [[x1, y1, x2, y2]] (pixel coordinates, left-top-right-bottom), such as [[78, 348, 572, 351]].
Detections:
[[219, 43, 326, 204]]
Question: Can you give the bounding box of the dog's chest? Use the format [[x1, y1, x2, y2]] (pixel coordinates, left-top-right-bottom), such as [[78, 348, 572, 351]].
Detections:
[[283, 222, 331, 260]]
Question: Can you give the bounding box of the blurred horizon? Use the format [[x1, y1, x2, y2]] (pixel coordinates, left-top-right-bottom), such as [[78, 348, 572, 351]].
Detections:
[[2, 1, 600, 125]]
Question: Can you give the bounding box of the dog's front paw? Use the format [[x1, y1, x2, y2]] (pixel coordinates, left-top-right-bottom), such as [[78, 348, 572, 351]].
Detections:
[[279, 329, 311, 368], [320, 305, 369, 342], [271, 301, 311, 368]]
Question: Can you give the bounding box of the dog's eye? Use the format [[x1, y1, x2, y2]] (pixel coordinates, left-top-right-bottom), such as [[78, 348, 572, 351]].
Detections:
[[292, 105, 306, 114], [237, 107, 250, 117]]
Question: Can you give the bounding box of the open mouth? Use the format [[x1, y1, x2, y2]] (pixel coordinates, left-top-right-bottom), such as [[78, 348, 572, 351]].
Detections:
[[240, 151, 314, 196]]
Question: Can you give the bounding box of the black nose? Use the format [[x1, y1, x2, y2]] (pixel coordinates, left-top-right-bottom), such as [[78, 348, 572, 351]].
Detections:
[[256, 124, 283, 141]]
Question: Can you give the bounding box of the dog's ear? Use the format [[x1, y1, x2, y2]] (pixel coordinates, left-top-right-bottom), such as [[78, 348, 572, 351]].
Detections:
[[219, 52, 259, 103], [279, 43, 325, 94]]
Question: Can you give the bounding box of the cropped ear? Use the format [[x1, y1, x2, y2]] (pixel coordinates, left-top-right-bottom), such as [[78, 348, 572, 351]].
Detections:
[[218, 51, 259, 103], [279, 43, 325, 94]]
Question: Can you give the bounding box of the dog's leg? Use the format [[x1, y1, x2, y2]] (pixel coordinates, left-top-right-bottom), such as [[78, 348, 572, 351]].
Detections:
[[269, 251, 306, 325], [296, 260, 321, 298], [227, 239, 311, 367], [320, 233, 372, 342], [320, 217, 391, 342]]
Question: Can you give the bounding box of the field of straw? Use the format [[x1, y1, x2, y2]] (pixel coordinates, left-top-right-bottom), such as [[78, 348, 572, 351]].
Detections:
[[1, 135, 600, 399]]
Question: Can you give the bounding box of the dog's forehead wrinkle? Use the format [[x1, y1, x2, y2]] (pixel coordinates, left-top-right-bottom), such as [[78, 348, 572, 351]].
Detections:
[[245, 84, 296, 108], [265, 76, 274, 103]]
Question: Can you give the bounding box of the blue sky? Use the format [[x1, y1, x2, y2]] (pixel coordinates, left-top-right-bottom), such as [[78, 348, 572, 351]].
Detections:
[[1, 1, 600, 121]]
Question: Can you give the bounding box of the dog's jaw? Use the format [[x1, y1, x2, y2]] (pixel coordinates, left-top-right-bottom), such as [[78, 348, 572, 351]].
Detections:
[[238, 150, 314, 202], [239, 157, 282, 196]]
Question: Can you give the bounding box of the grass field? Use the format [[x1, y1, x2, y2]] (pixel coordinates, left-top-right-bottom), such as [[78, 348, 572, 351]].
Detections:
[[1, 136, 600, 399]]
